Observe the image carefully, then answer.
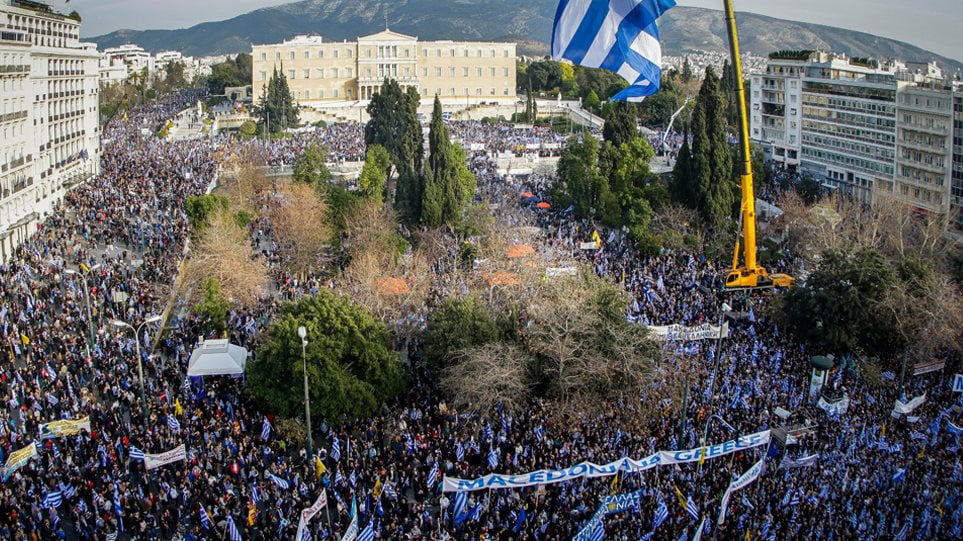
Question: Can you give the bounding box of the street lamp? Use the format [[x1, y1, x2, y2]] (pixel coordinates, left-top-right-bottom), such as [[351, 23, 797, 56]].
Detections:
[[299, 325, 313, 460], [112, 314, 162, 424], [64, 264, 101, 360], [704, 302, 733, 401]]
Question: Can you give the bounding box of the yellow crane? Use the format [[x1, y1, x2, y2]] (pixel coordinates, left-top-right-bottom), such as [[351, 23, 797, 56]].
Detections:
[[721, 0, 794, 290]]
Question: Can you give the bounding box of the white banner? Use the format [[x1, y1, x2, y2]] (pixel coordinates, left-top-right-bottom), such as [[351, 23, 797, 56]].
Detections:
[[816, 395, 849, 416], [780, 454, 819, 469], [954, 374, 963, 393], [144, 444, 187, 471], [442, 430, 770, 492], [39, 416, 91, 439], [717, 458, 765, 525], [892, 393, 926, 417], [546, 267, 578, 278], [646, 322, 730, 342], [579, 242, 598, 250], [809, 369, 826, 399], [296, 490, 328, 541]]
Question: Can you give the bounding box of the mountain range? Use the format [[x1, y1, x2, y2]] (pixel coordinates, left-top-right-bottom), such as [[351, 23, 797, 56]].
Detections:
[[88, 0, 963, 73]]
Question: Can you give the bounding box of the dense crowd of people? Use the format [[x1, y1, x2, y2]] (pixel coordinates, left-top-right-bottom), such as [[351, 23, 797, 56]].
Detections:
[[0, 91, 960, 541]]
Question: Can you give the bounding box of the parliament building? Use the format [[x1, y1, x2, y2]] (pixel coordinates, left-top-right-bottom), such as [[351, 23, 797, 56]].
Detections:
[[251, 30, 517, 105]]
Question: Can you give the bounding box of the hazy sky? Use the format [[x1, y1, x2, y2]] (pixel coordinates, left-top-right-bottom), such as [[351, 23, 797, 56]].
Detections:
[[57, 0, 962, 61]]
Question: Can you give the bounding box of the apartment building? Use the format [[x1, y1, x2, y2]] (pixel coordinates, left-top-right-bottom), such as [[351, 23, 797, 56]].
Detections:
[[251, 30, 516, 105], [0, 0, 100, 261], [751, 51, 961, 221]]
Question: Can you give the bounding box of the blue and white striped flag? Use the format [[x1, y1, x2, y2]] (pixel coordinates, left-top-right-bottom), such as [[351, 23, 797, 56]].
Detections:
[[384, 481, 398, 500], [653, 499, 668, 529], [227, 516, 242, 541], [43, 489, 63, 508], [487, 447, 498, 468], [591, 517, 604, 541], [456, 442, 465, 462], [330, 436, 341, 462], [199, 507, 212, 530], [452, 491, 467, 519], [686, 495, 699, 521], [427, 464, 439, 487], [130, 446, 145, 460], [47, 393, 59, 406], [167, 415, 180, 432], [551, 0, 676, 102], [358, 520, 375, 541], [266, 473, 291, 490], [261, 417, 272, 440]]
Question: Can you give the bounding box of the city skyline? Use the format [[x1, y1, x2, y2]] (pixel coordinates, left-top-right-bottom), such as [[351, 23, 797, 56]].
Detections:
[[55, 0, 963, 62]]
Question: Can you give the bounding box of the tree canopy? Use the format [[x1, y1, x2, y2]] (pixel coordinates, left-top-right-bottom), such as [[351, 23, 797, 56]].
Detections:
[[358, 144, 392, 204], [365, 79, 424, 223], [257, 66, 299, 134], [422, 96, 477, 227], [249, 291, 405, 422], [292, 143, 331, 187]]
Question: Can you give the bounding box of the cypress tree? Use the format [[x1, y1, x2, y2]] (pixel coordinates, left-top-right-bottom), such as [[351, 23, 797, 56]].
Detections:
[[671, 124, 695, 207], [689, 67, 735, 227], [365, 79, 424, 223], [257, 66, 299, 134], [602, 101, 639, 147], [423, 96, 476, 226]]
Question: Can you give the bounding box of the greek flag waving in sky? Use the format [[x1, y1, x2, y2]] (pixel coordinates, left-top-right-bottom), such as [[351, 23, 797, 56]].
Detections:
[[552, 0, 676, 101]]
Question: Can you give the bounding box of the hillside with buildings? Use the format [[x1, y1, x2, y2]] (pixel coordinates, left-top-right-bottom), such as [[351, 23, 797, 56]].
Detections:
[[87, 1, 962, 73]]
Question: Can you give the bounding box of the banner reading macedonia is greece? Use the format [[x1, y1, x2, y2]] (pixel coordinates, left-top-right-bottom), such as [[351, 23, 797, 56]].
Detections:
[[443, 430, 770, 492]]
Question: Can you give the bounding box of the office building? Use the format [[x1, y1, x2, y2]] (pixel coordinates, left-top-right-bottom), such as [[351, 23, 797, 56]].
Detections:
[[251, 30, 516, 105], [0, 0, 100, 260], [751, 51, 961, 222]]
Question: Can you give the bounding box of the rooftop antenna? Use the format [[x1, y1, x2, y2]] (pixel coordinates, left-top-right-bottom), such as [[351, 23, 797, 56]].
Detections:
[[384, 8, 389, 31]]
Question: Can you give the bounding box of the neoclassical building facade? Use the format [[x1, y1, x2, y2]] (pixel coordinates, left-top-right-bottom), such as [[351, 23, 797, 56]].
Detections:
[[252, 30, 516, 104]]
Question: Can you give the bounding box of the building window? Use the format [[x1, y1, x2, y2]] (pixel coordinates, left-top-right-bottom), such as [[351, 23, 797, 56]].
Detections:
[[260, 52, 267, 61], [289, 51, 295, 60], [451, 88, 455, 96], [304, 90, 310, 98], [334, 89, 339, 98], [260, 71, 267, 81], [332, 68, 339, 78], [333, 50, 339, 58], [504, 88, 509, 95], [504, 49, 510, 58], [303, 69, 310, 79], [490, 68, 496, 76], [476, 88, 482, 95], [503, 68, 509, 77], [276, 52, 281, 60], [436, 67, 442, 76], [318, 69, 325, 78], [347, 49, 352, 58], [319, 89, 324, 98], [449, 67, 456, 76], [288, 70, 295, 79], [490, 49, 496, 57], [422, 68, 428, 77], [366, 48, 371, 58], [319, 50, 324, 59], [423, 48, 428, 57], [476, 68, 482, 76], [304, 51, 310, 59]]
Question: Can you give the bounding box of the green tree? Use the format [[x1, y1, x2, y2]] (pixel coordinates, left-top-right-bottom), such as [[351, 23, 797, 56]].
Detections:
[[602, 101, 639, 147], [238, 120, 257, 139], [783, 248, 898, 357], [257, 66, 299, 134], [639, 86, 680, 128], [688, 67, 735, 227], [423, 296, 501, 371], [365, 79, 424, 223], [193, 278, 231, 336], [358, 144, 392, 204], [681, 56, 694, 84], [292, 143, 331, 187], [185, 194, 229, 230], [422, 96, 477, 226], [207, 53, 252, 95], [671, 125, 695, 207], [249, 291, 405, 422], [554, 134, 608, 219], [584, 90, 601, 112]]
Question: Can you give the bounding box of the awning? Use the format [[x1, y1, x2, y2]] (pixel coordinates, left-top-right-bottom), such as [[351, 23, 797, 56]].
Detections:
[[187, 339, 248, 376]]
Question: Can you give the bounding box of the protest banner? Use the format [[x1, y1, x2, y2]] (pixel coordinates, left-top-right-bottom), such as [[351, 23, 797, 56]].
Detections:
[[442, 430, 770, 492], [646, 322, 730, 341], [39, 416, 91, 439], [144, 444, 187, 471], [296, 489, 328, 541]]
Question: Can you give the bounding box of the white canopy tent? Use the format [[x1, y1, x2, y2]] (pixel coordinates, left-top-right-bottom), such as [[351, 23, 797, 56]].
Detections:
[[187, 339, 248, 376]]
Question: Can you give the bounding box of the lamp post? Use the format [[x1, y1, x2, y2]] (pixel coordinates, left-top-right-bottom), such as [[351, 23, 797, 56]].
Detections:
[[705, 302, 733, 402], [112, 314, 162, 424], [299, 325, 313, 461], [64, 264, 101, 361]]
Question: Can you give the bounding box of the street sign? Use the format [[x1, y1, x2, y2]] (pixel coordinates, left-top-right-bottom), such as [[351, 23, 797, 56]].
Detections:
[[952, 374, 963, 393]]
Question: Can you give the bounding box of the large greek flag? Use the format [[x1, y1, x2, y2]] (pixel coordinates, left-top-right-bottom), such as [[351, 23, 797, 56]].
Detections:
[[552, 0, 676, 101]]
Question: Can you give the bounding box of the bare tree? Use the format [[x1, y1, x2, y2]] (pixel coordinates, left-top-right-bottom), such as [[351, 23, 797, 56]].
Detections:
[[440, 342, 534, 413], [268, 183, 331, 278], [184, 210, 270, 305]]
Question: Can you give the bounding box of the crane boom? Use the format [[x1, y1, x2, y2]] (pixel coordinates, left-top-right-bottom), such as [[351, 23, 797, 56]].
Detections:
[[721, 0, 794, 290]]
